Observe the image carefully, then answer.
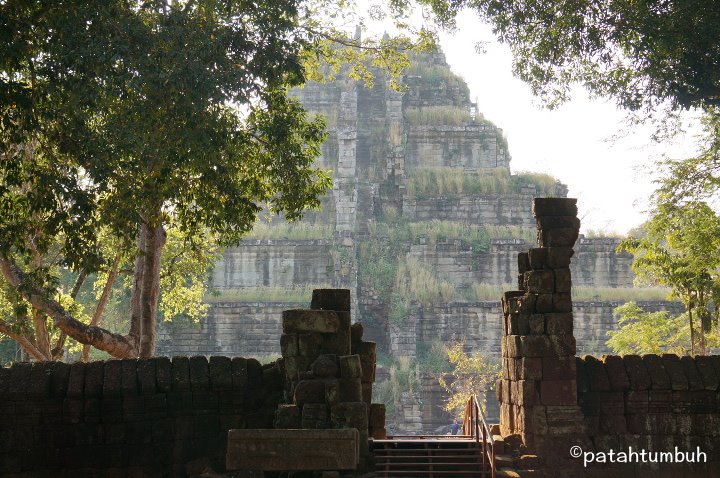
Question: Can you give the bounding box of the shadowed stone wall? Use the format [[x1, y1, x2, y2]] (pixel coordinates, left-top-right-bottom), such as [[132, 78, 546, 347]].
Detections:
[[0, 356, 283, 477]]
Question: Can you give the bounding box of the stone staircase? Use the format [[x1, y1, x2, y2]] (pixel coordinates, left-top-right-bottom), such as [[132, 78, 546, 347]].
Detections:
[[372, 437, 491, 477]]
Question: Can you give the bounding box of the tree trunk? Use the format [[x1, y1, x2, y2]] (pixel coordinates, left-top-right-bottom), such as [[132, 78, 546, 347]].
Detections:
[[129, 225, 147, 346], [81, 254, 121, 362], [31, 310, 52, 359], [52, 270, 88, 360], [689, 306, 695, 356], [139, 223, 166, 358]]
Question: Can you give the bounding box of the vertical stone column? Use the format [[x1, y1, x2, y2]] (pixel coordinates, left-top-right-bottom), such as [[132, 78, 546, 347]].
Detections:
[[274, 289, 384, 473], [498, 198, 588, 469]]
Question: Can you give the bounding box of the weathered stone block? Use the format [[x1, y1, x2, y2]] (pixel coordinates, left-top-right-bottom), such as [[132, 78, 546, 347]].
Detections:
[[298, 333, 323, 357], [361, 382, 372, 404], [532, 198, 578, 217], [152, 356, 171, 393], [542, 357, 576, 380], [584, 356, 610, 391], [602, 355, 630, 391], [527, 248, 547, 269], [539, 227, 580, 248], [370, 428, 387, 439], [324, 379, 339, 404], [208, 356, 232, 391], [694, 356, 719, 391], [534, 293, 553, 313], [552, 293, 572, 313], [311, 288, 351, 312], [231, 357, 248, 389], [546, 247, 574, 269], [518, 252, 531, 274], [226, 429, 359, 471], [517, 357, 543, 381], [529, 314, 545, 335], [360, 359, 375, 383], [520, 335, 575, 357], [647, 390, 673, 413], [120, 360, 137, 396], [283, 309, 341, 334], [350, 323, 363, 343], [311, 355, 339, 378], [338, 378, 363, 402], [369, 403, 385, 429], [503, 292, 535, 315], [171, 357, 191, 392], [189, 356, 210, 391], [353, 341, 376, 358], [545, 313, 573, 335], [274, 404, 301, 429], [330, 402, 367, 429], [679, 356, 703, 391], [512, 380, 539, 405], [294, 380, 326, 406], [554, 268, 572, 293], [281, 334, 299, 357], [339, 355, 362, 379], [504, 335, 521, 358], [625, 390, 649, 413], [524, 270, 555, 293], [642, 354, 671, 390], [539, 380, 577, 405], [66, 362, 86, 398], [622, 355, 651, 390], [661, 354, 688, 391], [507, 313, 530, 335], [301, 403, 329, 429]]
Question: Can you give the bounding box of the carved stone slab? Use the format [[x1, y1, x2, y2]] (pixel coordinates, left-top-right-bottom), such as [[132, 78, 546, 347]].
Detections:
[[226, 428, 359, 471]]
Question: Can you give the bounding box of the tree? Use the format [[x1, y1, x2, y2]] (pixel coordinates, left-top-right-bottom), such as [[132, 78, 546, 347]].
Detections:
[[422, 0, 720, 114], [439, 342, 499, 419], [607, 302, 688, 355], [0, 0, 331, 359], [617, 202, 720, 354]]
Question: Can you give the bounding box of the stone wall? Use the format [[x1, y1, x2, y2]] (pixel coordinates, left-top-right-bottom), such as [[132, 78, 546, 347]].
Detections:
[[402, 194, 537, 226], [157, 302, 303, 358], [211, 240, 334, 290], [405, 125, 510, 170], [576, 354, 720, 477], [0, 356, 283, 477]]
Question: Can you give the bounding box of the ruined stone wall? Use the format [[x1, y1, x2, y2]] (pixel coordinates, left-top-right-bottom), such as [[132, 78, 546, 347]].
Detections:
[[211, 240, 334, 290], [402, 194, 538, 226], [576, 355, 720, 477], [0, 357, 283, 477], [157, 302, 303, 358], [405, 125, 510, 170]]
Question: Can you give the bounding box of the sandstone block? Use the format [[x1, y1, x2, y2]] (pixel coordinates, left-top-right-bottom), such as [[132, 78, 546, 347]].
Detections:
[[545, 313, 573, 335], [274, 404, 301, 429], [283, 309, 341, 334], [507, 313, 530, 335], [350, 322, 363, 343], [325, 379, 340, 404], [319, 330, 351, 356], [583, 356, 610, 391], [338, 378, 363, 402], [554, 268, 572, 293], [512, 380, 539, 406], [520, 335, 575, 357], [301, 403, 329, 429], [504, 335, 521, 358], [311, 355, 339, 378], [284, 356, 312, 382], [298, 333, 323, 357], [661, 354, 688, 391], [575, 357, 589, 393], [625, 390, 649, 413], [370, 428, 387, 439], [517, 273, 524, 291], [294, 380, 326, 406], [540, 380, 577, 405], [281, 334, 299, 357], [546, 247, 574, 269], [602, 355, 630, 391], [622, 355, 651, 390], [679, 356, 703, 391], [694, 356, 719, 390], [542, 357, 576, 380], [518, 252, 531, 274], [534, 293, 553, 313], [369, 403, 385, 429], [524, 270, 555, 294], [528, 248, 548, 269], [330, 402, 368, 429], [647, 390, 673, 413], [360, 359, 375, 383], [227, 429, 359, 471], [540, 227, 579, 247], [535, 215, 581, 231], [361, 382, 372, 404], [529, 314, 545, 335], [532, 198, 578, 217], [339, 355, 362, 379], [552, 293, 572, 313], [517, 357, 543, 381], [642, 354, 671, 390], [311, 288, 351, 312], [353, 341, 376, 358]]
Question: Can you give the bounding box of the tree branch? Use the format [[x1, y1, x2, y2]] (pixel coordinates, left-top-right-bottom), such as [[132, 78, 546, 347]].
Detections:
[[0, 320, 48, 362], [0, 252, 138, 358]]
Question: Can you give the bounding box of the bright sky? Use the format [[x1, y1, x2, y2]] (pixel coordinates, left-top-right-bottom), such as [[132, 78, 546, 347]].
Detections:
[[435, 14, 701, 234]]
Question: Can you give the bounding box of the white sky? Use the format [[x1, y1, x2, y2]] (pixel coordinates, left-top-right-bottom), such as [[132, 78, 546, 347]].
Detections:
[[435, 14, 701, 234]]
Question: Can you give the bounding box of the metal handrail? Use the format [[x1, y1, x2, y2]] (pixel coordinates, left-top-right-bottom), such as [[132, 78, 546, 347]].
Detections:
[[462, 395, 496, 478]]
